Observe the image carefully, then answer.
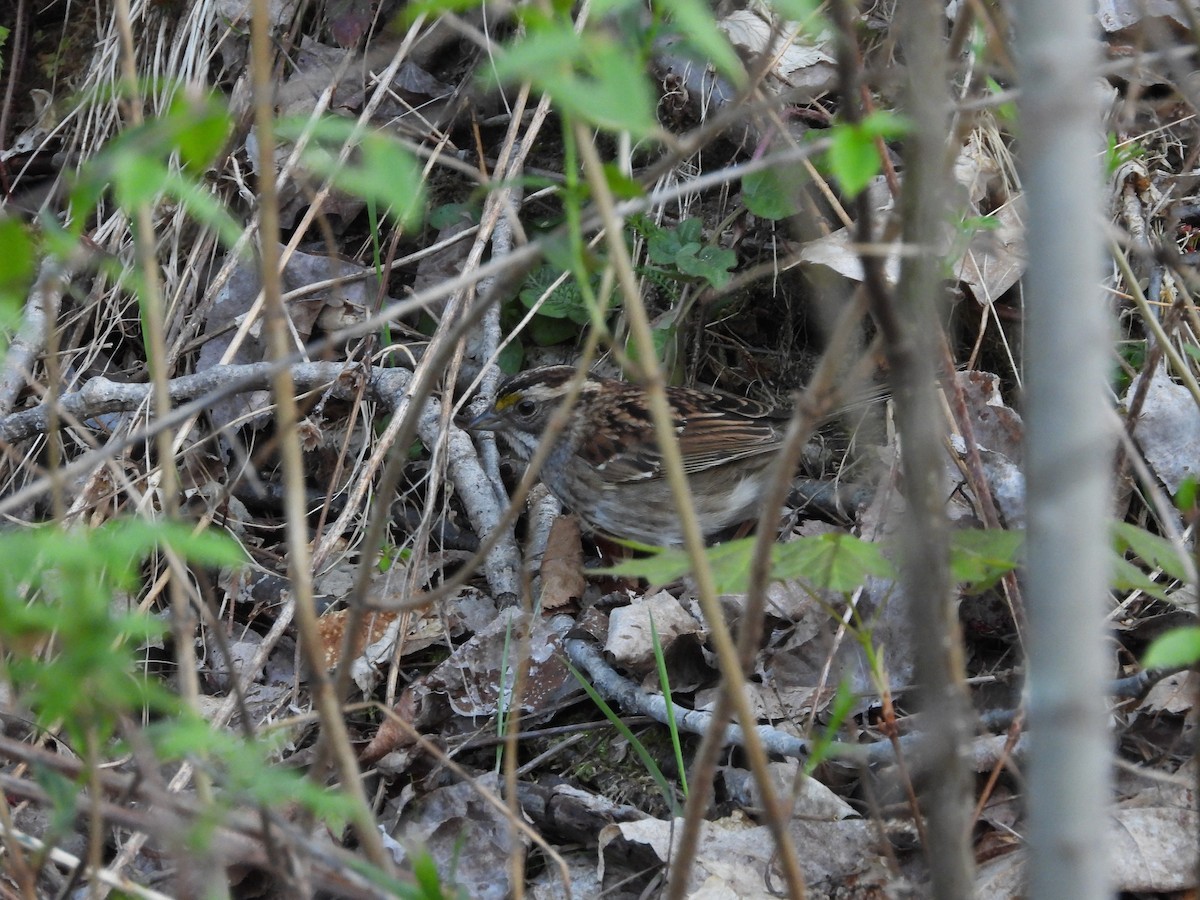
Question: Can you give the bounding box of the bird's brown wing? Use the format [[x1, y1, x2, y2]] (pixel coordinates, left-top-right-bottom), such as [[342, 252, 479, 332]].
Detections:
[[585, 387, 787, 483], [675, 393, 787, 474]]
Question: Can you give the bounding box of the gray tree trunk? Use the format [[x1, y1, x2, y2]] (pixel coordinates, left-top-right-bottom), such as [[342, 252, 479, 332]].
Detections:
[[894, 1, 977, 895], [1015, 0, 1114, 897]]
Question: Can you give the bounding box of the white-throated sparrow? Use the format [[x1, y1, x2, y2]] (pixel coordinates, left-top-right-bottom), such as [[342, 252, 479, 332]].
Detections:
[[467, 365, 794, 546]]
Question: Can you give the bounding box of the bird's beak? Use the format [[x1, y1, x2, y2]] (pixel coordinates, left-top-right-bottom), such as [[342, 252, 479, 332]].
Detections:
[[460, 408, 501, 432]]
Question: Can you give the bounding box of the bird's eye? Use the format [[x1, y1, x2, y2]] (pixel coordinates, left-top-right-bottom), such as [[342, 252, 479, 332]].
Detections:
[[515, 399, 537, 417]]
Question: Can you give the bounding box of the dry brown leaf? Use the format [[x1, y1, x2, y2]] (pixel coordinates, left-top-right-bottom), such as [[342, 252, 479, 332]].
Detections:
[[317, 608, 401, 672], [605, 590, 702, 675], [540, 515, 585, 610]]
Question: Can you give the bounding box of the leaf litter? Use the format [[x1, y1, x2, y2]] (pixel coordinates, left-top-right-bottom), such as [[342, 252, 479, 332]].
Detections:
[[0, 0, 1199, 896]]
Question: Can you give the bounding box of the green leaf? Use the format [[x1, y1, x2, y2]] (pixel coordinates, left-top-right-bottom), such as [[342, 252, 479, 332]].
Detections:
[[602, 162, 645, 200], [149, 715, 359, 831], [118, 518, 247, 568], [33, 766, 79, 839], [675, 217, 703, 245], [541, 232, 586, 275], [624, 318, 677, 368], [645, 226, 683, 265], [646, 217, 722, 280], [167, 93, 232, 172], [1113, 521, 1191, 584], [984, 76, 1017, 123], [804, 678, 854, 775], [429, 201, 479, 229], [765, 0, 820, 20], [489, 27, 659, 136], [825, 111, 909, 198], [1110, 555, 1173, 602], [0, 519, 244, 744], [771, 533, 895, 592], [564, 39, 660, 135], [519, 269, 589, 322], [529, 314, 584, 346], [1143, 626, 1200, 670], [948, 529, 1023, 590], [113, 155, 168, 208], [599, 538, 755, 592], [497, 339, 524, 374], [590, 0, 642, 15], [652, 320, 676, 360], [826, 126, 877, 198], [276, 118, 426, 228], [1177, 476, 1198, 513], [68, 173, 108, 227], [411, 849, 454, 899], [674, 243, 736, 288], [657, 0, 746, 86], [402, 0, 488, 22], [743, 168, 802, 220], [62, 91, 236, 247], [159, 170, 244, 248], [957, 215, 1002, 242], [0, 218, 35, 318], [601, 532, 893, 595]]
